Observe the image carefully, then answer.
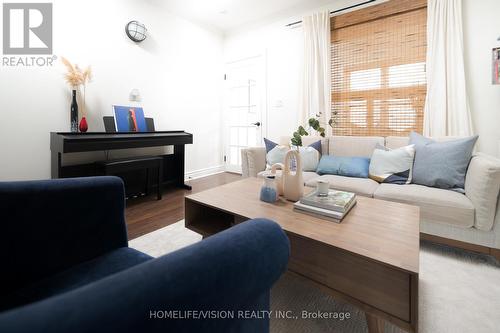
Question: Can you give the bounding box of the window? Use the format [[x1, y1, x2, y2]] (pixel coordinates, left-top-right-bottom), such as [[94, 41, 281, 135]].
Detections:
[[331, 1, 427, 136]]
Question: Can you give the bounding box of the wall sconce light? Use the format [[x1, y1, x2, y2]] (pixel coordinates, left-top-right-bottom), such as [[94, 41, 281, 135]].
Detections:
[[129, 89, 142, 102], [125, 21, 147, 42]]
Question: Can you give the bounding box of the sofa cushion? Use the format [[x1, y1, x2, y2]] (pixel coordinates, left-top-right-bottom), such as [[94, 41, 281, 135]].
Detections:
[[244, 147, 267, 177], [328, 136, 384, 157], [302, 137, 329, 155], [465, 153, 500, 231], [385, 136, 410, 149], [369, 144, 415, 184], [1, 247, 152, 311], [265, 143, 289, 167], [258, 170, 320, 184], [305, 175, 380, 197], [297, 141, 322, 171], [316, 156, 370, 178], [374, 184, 475, 228], [409, 132, 478, 191]]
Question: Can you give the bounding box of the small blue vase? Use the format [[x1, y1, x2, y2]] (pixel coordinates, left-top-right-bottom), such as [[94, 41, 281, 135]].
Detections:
[[260, 176, 278, 203]]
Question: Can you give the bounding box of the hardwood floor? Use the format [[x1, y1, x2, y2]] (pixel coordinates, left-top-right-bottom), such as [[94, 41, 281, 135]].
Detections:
[[125, 172, 242, 240]]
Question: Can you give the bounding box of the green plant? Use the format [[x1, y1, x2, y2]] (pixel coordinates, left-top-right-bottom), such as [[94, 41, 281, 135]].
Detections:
[[291, 117, 326, 147]]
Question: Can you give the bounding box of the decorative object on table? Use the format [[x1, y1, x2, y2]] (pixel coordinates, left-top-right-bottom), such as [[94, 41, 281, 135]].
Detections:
[[300, 188, 356, 213], [283, 150, 304, 202], [112, 105, 147, 132], [409, 132, 478, 191], [316, 180, 330, 196], [316, 155, 371, 178], [291, 117, 326, 147], [61, 57, 92, 132], [270, 163, 284, 196], [293, 201, 354, 223], [70, 89, 78, 133], [294, 188, 357, 223], [125, 21, 147, 42], [492, 47, 500, 85], [369, 143, 416, 184], [78, 115, 88, 132], [260, 176, 278, 203]]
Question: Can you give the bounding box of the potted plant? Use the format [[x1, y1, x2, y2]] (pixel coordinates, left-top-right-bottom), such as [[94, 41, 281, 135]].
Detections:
[[291, 118, 325, 147]]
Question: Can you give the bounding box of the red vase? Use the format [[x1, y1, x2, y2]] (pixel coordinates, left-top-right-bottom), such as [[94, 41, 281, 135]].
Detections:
[[79, 117, 88, 132]]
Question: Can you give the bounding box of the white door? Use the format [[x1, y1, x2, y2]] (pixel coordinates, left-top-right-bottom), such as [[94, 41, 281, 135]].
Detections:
[[224, 56, 266, 173]]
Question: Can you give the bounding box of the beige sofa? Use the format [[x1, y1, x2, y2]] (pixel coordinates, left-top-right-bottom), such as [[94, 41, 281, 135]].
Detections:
[[241, 136, 500, 259]]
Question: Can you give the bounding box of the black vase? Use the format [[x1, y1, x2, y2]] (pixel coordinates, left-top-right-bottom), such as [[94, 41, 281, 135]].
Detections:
[[70, 90, 79, 133]]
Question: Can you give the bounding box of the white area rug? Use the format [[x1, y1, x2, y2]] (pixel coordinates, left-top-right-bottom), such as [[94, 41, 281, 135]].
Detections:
[[130, 221, 500, 333]]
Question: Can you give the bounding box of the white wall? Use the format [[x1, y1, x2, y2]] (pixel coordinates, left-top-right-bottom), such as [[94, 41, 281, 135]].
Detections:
[[463, 0, 500, 157], [0, 0, 224, 180]]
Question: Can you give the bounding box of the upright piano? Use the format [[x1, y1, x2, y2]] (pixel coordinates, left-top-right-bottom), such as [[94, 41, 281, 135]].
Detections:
[[50, 131, 193, 191]]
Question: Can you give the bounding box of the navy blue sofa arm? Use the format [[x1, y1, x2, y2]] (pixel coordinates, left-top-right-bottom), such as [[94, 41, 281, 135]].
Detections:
[[0, 218, 290, 333], [0, 177, 128, 296]]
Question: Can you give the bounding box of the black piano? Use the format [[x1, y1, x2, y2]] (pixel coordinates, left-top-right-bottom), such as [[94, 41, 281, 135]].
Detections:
[[50, 131, 193, 194]]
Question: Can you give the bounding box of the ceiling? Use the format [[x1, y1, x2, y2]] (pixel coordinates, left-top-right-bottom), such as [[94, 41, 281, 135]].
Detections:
[[153, 0, 342, 34]]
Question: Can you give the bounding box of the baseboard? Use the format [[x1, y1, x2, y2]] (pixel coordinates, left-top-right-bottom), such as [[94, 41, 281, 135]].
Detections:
[[185, 165, 225, 181]]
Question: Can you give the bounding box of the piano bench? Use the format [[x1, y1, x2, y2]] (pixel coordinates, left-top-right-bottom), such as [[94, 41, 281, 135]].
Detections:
[[95, 156, 163, 200]]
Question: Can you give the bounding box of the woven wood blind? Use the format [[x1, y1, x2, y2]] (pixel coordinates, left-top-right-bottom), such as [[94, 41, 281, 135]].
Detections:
[[331, 5, 427, 137]]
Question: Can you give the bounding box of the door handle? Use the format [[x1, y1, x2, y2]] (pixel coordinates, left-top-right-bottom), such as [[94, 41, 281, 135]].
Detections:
[[252, 122, 261, 127]]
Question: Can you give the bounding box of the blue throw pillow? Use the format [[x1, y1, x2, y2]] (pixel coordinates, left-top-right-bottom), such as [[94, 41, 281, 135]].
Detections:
[[316, 156, 371, 178], [264, 138, 278, 153], [409, 132, 478, 190]]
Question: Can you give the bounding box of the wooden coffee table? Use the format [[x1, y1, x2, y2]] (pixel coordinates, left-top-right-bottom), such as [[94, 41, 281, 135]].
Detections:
[[185, 178, 420, 333]]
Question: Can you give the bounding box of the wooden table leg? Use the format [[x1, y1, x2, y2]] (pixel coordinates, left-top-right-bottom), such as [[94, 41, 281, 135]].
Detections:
[[366, 313, 385, 333]]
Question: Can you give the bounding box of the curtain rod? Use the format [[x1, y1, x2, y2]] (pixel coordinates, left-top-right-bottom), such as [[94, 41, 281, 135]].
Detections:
[[286, 0, 377, 27]]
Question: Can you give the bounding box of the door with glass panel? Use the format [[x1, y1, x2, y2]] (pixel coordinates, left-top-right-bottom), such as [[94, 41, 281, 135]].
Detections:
[[224, 56, 265, 173]]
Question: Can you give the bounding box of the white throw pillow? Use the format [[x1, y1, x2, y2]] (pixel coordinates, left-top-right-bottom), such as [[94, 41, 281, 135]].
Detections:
[[369, 144, 415, 184], [298, 146, 320, 172], [266, 145, 289, 168]]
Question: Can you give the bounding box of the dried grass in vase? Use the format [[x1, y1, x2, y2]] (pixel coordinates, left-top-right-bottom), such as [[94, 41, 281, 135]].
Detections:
[[61, 57, 92, 117]]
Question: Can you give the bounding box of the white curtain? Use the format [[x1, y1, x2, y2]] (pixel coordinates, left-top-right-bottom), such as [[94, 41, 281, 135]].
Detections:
[[300, 11, 331, 131], [424, 0, 473, 137]]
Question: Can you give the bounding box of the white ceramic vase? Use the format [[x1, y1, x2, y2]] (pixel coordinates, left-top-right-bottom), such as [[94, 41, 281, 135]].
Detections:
[[270, 163, 284, 196], [283, 150, 304, 202]]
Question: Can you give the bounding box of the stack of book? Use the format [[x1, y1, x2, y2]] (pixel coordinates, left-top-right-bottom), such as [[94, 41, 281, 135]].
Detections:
[[293, 189, 357, 223]]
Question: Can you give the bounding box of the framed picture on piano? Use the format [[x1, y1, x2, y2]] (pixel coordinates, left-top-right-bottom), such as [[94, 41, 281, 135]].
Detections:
[[112, 105, 148, 132]]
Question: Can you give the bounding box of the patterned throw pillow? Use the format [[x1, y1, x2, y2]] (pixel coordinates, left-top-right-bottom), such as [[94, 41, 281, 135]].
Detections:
[[369, 144, 416, 184]]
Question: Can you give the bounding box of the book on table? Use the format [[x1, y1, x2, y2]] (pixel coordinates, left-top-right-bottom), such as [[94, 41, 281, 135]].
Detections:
[[293, 199, 356, 223], [300, 189, 356, 213], [294, 189, 357, 223]]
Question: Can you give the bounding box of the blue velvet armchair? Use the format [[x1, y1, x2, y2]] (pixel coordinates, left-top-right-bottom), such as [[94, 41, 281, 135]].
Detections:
[[0, 176, 290, 333]]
